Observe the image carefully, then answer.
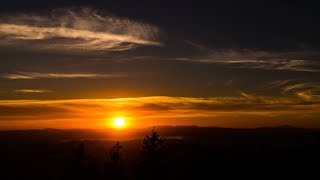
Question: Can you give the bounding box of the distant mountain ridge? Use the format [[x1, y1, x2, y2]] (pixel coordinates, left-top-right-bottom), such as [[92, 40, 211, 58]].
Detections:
[[0, 126, 318, 143]]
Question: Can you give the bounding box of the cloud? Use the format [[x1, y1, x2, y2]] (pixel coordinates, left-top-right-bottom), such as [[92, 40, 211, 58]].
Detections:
[[14, 89, 52, 93], [2, 71, 126, 79], [274, 59, 320, 72], [0, 7, 161, 51], [1, 95, 320, 128], [174, 48, 320, 72], [224, 80, 233, 87], [265, 79, 298, 89], [184, 40, 209, 51], [0, 95, 319, 120], [265, 79, 320, 101], [208, 50, 320, 72], [282, 82, 320, 98], [294, 91, 314, 101]]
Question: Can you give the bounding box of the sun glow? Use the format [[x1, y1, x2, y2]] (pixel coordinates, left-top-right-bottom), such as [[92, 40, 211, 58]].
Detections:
[[113, 117, 125, 128]]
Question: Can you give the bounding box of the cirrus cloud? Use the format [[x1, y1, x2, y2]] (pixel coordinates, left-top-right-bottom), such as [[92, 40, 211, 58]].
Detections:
[[265, 79, 320, 101], [202, 50, 320, 72], [0, 7, 161, 51], [183, 41, 320, 72], [2, 71, 126, 79]]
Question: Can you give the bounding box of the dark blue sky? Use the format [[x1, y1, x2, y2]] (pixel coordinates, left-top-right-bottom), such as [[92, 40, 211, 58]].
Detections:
[[1, 0, 320, 50]]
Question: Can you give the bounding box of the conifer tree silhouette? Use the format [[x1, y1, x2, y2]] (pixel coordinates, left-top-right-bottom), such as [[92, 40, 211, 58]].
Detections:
[[140, 127, 168, 179], [141, 127, 166, 164], [68, 142, 86, 179], [109, 141, 123, 166], [105, 141, 125, 179]]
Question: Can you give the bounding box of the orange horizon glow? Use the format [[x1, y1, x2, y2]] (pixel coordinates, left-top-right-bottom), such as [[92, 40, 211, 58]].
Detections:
[[1, 96, 320, 130]]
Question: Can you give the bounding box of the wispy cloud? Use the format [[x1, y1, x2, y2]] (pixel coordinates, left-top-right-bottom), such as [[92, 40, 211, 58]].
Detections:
[[14, 89, 52, 93], [265, 79, 320, 101], [184, 40, 209, 51], [205, 50, 320, 72], [2, 71, 126, 79], [178, 43, 320, 72], [282, 82, 320, 97], [265, 79, 298, 89], [0, 7, 161, 51]]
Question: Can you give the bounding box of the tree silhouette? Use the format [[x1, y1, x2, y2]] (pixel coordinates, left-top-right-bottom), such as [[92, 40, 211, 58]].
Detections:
[[104, 141, 125, 179], [73, 142, 85, 166], [142, 127, 167, 163], [68, 142, 101, 179], [140, 127, 168, 179], [67, 142, 86, 179], [109, 141, 123, 166]]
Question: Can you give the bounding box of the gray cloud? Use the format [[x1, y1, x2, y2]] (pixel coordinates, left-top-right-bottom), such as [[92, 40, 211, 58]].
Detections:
[[282, 82, 320, 98], [2, 71, 126, 79], [205, 50, 320, 72], [184, 40, 209, 51], [266, 80, 320, 101], [178, 43, 320, 72], [265, 79, 298, 89], [0, 7, 161, 51]]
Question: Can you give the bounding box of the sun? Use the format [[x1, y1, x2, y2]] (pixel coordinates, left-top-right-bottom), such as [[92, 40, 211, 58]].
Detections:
[[113, 117, 125, 128]]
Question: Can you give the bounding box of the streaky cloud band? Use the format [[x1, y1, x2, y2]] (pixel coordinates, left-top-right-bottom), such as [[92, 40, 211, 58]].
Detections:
[[2, 71, 126, 79], [14, 89, 52, 93], [182, 41, 320, 72], [0, 7, 161, 51]]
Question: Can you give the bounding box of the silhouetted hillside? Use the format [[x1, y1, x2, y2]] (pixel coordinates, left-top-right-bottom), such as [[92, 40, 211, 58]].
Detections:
[[1, 126, 320, 179]]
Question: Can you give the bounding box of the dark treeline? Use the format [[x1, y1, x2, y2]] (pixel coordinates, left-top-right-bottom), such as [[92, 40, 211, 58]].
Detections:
[[1, 126, 320, 179], [65, 127, 168, 180]]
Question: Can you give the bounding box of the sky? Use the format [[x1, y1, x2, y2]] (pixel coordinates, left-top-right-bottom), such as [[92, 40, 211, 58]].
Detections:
[[0, 0, 320, 129]]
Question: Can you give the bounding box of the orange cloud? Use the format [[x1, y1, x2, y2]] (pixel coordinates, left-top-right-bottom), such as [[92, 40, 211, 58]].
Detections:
[[14, 89, 52, 93], [0, 96, 319, 129]]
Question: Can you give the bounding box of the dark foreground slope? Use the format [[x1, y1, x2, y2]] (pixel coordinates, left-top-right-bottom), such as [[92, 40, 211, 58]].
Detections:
[[1, 126, 320, 180]]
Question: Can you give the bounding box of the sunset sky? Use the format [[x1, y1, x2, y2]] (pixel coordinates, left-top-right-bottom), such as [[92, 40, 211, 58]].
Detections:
[[0, 1, 320, 129]]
